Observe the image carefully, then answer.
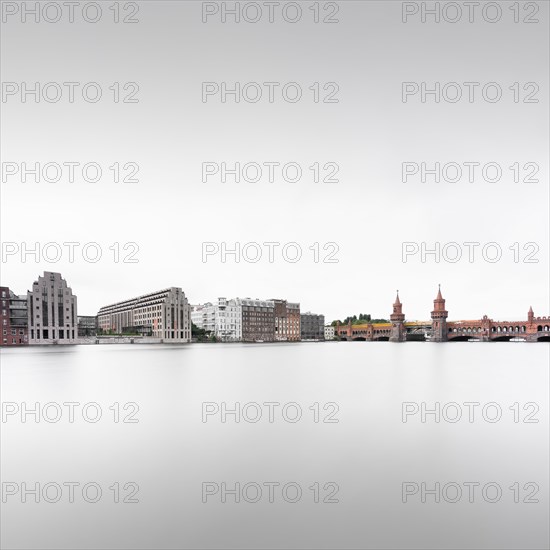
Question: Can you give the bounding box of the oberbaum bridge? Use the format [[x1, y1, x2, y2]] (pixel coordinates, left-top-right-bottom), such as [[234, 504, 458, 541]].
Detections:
[[335, 287, 550, 343]]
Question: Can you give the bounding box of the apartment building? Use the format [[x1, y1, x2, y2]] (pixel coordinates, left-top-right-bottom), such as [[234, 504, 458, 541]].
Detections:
[[191, 298, 242, 341], [272, 299, 300, 341], [1, 286, 28, 346], [240, 298, 275, 342], [191, 304, 205, 328]]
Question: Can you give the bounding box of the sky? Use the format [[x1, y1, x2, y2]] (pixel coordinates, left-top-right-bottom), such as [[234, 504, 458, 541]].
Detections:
[[1, 0, 548, 323]]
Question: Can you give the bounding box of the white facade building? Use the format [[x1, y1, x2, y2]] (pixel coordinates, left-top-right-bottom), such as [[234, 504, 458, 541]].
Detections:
[[324, 325, 335, 340], [191, 304, 206, 328], [193, 298, 242, 341]]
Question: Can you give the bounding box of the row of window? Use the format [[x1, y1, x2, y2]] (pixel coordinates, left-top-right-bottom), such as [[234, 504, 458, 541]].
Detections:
[[2, 337, 27, 345]]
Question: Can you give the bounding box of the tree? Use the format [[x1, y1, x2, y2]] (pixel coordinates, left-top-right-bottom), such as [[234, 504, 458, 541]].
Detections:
[[192, 323, 209, 341], [331, 313, 381, 326]]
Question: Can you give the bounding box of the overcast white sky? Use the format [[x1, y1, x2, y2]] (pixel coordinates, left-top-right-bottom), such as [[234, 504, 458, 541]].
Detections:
[[1, 1, 548, 323]]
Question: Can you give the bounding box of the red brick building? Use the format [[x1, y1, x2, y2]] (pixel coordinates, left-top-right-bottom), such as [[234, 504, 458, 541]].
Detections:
[[1, 286, 28, 346], [272, 299, 301, 341]]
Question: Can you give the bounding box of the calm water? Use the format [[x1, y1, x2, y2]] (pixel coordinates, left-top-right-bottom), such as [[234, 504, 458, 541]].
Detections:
[[1, 342, 549, 549]]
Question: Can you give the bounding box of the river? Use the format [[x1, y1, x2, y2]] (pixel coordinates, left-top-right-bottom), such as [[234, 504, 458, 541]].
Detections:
[[1, 342, 548, 549]]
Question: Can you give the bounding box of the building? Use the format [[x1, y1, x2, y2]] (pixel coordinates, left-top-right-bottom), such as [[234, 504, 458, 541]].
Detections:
[[1, 286, 28, 346], [27, 272, 78, 344], [390, 291, 406, 342], [194, 298, 243, 341], [97, 287, 191, 342], [191, 297, 278, 342], [191, 304, 206, 328], [301, 312, 325, 340], [324, 325, 335, 340], [78, 316, 97, 337], [241, 298, 275, 342], [272, 299, 300, 341]]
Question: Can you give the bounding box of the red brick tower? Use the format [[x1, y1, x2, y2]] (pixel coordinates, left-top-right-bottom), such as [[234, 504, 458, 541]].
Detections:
[[390, 291, 406, 342], [431, 285, 448, 342], [528, 306, 534, 325]]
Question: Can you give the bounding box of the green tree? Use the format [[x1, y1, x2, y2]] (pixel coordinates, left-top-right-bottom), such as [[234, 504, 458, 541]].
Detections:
[[192, 323, 210, 341]]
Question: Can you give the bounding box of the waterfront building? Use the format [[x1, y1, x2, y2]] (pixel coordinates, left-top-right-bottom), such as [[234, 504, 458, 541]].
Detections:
[[301, 312, 325, 340], [240, 298, 275, 342], [324, 325, 335, 340], [272, 299, 300, 341], [97, 287, 191, 342], [1, 286, 28, 346], [216, 298, 243, 341], [191, 297, 276, 341], [197, 298, 243, 341], [78, 315, 97, 337], [191, 304, 206, 328], [27, 272, 78, 344], [389, 291, 406, 342]]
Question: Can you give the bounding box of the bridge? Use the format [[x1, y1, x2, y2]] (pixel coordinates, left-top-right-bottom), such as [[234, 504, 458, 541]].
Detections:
[[334, 289, 550, 342], [336, 321, 431, 341], [447, 315, 550, 342]]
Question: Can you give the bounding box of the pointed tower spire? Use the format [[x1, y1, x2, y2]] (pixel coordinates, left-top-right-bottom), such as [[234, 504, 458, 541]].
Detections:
[[394, 290, 401, 306], [528, 306, 534, 324]]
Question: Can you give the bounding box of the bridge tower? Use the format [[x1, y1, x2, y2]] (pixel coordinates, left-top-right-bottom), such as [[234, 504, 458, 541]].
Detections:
[[528, 306, 534, 325], [431, 285, 448, 342], [390, 291, 406, 342]]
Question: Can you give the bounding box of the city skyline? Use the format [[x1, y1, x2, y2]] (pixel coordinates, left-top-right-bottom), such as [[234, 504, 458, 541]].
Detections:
[[2, 269, 548, 326]]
